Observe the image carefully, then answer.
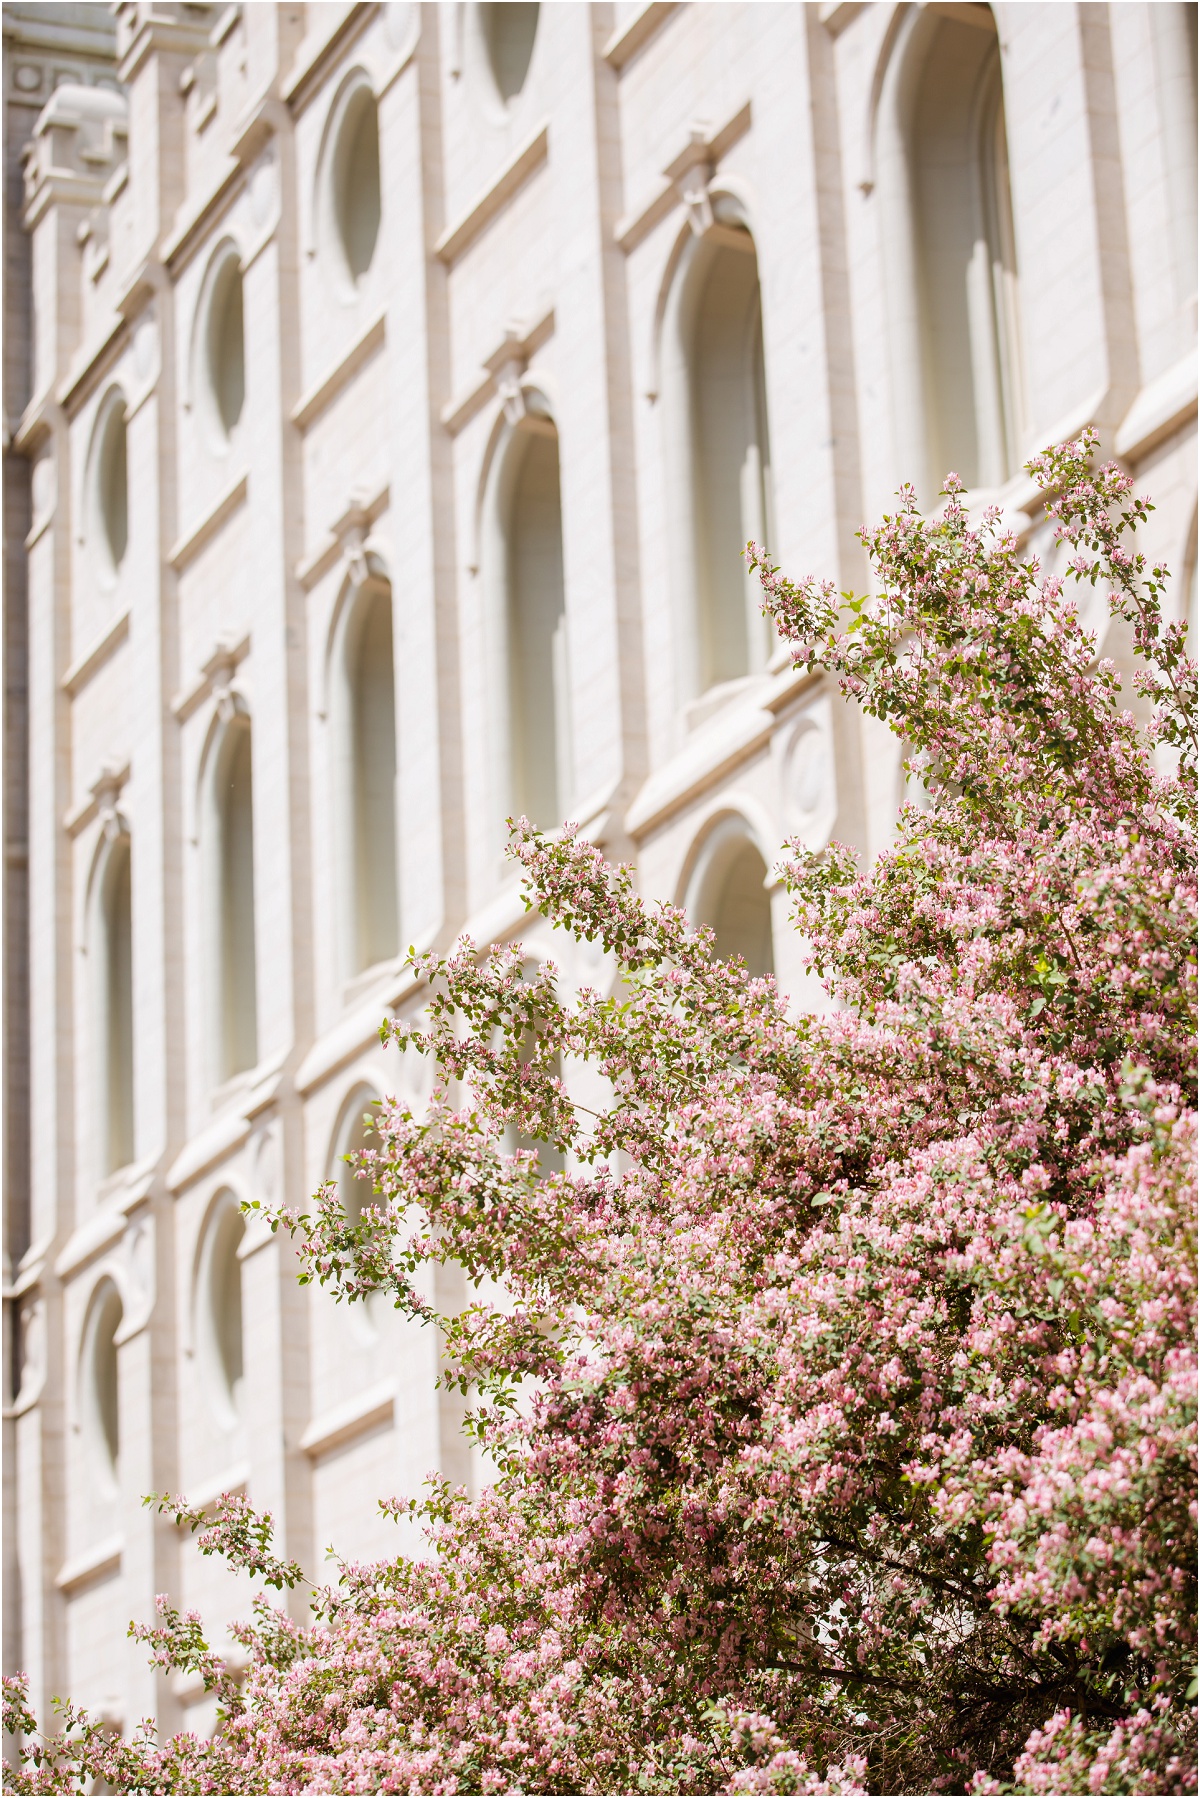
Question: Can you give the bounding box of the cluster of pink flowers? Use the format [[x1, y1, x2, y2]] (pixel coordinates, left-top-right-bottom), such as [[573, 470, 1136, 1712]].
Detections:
[[5, 432, 1195, 1793]]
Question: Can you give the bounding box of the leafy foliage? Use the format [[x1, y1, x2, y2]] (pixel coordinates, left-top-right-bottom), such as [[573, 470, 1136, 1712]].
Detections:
[[5, 435, 1195, 1794]]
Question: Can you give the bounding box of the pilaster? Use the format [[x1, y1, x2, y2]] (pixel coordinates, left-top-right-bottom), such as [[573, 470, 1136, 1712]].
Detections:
[[114, 3, 212, 264]]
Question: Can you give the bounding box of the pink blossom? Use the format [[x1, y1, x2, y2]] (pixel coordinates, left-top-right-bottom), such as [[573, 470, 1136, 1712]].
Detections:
[[5, 434, 1194, 1795]]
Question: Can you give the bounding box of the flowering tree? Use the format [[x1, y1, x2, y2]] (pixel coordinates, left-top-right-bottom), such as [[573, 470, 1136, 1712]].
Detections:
[[5, 432, 1195, 1795]]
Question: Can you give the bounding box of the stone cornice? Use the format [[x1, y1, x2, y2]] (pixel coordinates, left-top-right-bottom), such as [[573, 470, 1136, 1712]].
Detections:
[[435, 122, 550, 265], [167, 473, 249, 575], [614, 100, 751, 253], [2, 14, 116, 59], [55, 1535, 123, 1594], [625, 665, 821, 841], [22, 169, 109, 229], [158, 90, 288, 275], [281, 2, 377, 114], [1115, 350, 1198, 465], [12, 384, 61, 456], [300, 1382, 396, 1458], [440, 309, 555, 438], [290, 310, 387, 432], [116, 7, 212, 84], [61, 613, 131, 700], [602, 2, 680, 70]]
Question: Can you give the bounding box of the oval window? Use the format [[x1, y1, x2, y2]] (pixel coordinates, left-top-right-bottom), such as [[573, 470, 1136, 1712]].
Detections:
[[333, 86, 381, 284], [480, 2, 539, 103], [206, 256, 245, 439], [94, 397, 128, 575]]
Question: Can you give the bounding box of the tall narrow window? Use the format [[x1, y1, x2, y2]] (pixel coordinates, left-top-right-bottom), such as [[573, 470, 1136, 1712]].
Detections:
[[480, 3, 539, 103], [504, 418, 569, 830], [197, 1193, 245, 1427], [504, 968, 564, 1177], [346, 582, 399, 972], [337, 1091, 382, 1224], [335, 1088, 385, 1340], [332, 85, 381, 285], [214, 720, 258, 1080], [82, 1280, 123, 1494], [676, 225, 774, 695], [99, 837, 134, 1173], [909, 9, 1022, 492], [689, 823, 774, 979]]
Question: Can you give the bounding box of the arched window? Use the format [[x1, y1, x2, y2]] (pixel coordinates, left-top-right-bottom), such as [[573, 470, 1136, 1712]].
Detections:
[[211, 717, 258, 1081], [687, 820, 775, 979], [339, 581, 399, 973], [479, 2, 539, 103], [95, 836, 134, 1174], [196, 1192, 245, 1428], [205, 253, 245, 441], [501, 964, 565, 1176], [332, 1086, 385, 1339], [82, 1279, 123, 1493], [896, 739, 934, 821], [336, 1088, 383, 1224], [904, 7, 1022, 493], [91, 391, 128, 581], [496, 416, 569, 830], [331, 84, 381, 285], [668, 220, 774, 699]]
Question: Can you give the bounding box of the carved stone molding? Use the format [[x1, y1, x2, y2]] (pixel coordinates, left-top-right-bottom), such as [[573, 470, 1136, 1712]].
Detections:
[[170, 631, 251, 723], [665, 125, 715, 237], [440, 309, 555, 438], [64, 757, 131, 838]]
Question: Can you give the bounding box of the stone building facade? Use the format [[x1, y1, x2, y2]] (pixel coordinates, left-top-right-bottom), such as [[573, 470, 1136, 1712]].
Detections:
[[3, 0, 1195, 1743]]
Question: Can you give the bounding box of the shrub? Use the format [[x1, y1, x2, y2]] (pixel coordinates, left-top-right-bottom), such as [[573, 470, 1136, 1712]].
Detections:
[[6, 433, 1195, 1794]]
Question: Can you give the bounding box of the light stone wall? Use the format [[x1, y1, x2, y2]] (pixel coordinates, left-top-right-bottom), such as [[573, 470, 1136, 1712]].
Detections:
[[3, 0, 1196, 1742]]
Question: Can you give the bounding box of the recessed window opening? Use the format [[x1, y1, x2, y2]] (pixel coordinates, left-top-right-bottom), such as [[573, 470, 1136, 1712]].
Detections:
[[502, 969, 565, 1176], [501, 417, 569, 830], [673, 222, 775, 697], [334, 1088, 385, 1340], [206, 255, 245, 440], [198, 1193, 245, 1427], [212, 718, 258, 1081], [97, 837, 134, 1174], [332, 85, 381, 284], [83, 1280, 123, 1492], [480, 2, 539, 103], [897, 740, 934, 819], [909, 10, 1022, 492], [1150, 3, 1197, 332], [92, 395, 128, 578], [343, 582, 399, 972], [1185, 512, 1198, 642], [337, 1091, 383, 1224], [691, 825, 774, 979]]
